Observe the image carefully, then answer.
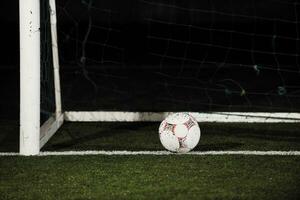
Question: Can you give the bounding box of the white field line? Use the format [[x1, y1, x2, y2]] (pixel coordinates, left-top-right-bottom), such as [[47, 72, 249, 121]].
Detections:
[[0, 150, 300, 156]]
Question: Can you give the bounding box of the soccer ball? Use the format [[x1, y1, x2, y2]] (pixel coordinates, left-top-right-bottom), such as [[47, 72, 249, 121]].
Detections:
[[159, 113, 201, 153]]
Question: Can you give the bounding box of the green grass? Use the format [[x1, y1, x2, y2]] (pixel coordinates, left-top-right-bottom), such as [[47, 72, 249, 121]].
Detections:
[[0, 122, 300, 199], [0, 156, 300, 200]]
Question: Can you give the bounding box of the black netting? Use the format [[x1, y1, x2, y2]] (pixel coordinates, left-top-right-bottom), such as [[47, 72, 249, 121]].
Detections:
[[54, 0, 300, 112], [41, 0, 56, 124]]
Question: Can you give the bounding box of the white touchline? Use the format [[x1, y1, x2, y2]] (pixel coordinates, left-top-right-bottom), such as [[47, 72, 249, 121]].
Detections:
[[0, 150, 300, 156]]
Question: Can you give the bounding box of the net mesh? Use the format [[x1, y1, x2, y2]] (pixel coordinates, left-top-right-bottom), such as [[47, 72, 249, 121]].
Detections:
[[54, 0, 300, 112], [41, 0, 56, 124]]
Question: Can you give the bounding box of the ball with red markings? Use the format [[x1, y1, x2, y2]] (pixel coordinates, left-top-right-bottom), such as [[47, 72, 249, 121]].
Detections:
[[159, 113, 201, 153]]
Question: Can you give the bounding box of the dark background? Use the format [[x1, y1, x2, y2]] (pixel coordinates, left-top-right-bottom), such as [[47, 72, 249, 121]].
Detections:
[[0, 0, 299, 120], [0, 0, 297, 67]]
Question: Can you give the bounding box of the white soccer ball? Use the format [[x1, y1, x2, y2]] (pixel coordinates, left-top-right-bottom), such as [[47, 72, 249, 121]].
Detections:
[[159, 113, 201, 153]]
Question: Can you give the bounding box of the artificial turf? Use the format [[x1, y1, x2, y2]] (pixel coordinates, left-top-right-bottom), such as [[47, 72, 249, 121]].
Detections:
[[0, 122, 300, 199], [0, 155, 300, 200]]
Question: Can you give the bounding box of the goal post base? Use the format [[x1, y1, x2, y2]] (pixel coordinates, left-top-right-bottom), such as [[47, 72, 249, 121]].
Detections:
[[64, 111, 300, 123], [40, 114, 64, 149]]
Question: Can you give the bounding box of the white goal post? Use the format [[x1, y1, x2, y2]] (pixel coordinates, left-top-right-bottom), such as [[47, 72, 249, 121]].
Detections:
[[19, 0, 300, 155], [20, 0, 63, 155]]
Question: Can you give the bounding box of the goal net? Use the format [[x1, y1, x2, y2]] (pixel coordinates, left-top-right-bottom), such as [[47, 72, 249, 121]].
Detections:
[[19, 0, 300, 155]]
